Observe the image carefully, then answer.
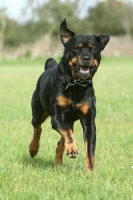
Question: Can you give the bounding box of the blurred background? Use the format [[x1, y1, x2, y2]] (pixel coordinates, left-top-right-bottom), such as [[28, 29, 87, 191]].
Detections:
[[0, 0, 133, 58]]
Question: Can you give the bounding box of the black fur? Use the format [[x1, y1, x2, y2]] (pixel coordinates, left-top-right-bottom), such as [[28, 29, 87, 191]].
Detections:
[[29, 19, 110, 171]]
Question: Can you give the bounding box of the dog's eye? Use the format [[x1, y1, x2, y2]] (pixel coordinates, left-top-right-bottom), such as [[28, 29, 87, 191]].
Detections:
[[73, 48, 78, 52], [91, 49, 97, 53], [73, 47, 81, 52]]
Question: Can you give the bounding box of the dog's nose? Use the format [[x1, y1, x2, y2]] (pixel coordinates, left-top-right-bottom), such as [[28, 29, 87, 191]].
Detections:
[[82, 56, 90, 62]]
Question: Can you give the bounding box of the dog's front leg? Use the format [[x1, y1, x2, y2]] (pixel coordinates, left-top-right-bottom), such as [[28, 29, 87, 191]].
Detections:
[[51, 114, 78, 165], [80, 109, 96, 171]]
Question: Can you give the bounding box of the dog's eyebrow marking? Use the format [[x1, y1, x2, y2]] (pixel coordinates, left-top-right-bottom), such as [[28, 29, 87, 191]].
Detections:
[[89, 44, 93, 48], [57, 96, 72, 107], [78, 43, 83, 48], [76, 102, 89, 115]]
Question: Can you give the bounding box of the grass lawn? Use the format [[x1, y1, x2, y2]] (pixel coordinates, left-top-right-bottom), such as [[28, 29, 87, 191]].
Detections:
[[0, 57, 133, 200]]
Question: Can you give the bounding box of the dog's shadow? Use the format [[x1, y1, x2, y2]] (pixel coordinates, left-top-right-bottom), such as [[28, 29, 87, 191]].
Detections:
[[22, 154, 54, 170]]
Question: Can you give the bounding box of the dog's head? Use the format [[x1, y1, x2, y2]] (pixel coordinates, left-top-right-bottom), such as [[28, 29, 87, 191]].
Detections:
[[60, 19, 110, 80]]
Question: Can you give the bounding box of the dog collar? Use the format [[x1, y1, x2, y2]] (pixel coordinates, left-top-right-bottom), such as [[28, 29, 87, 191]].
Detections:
[[58, 64, 92, 90], [65, 79, 92, 90]]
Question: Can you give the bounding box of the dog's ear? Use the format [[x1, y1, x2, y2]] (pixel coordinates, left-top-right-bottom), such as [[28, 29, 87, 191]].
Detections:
[[95, 35, 110, 50], [60, 18, 75, 46]]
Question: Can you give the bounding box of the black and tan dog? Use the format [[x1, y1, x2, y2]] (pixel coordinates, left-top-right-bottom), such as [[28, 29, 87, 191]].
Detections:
[[29, 19, 110, 171]]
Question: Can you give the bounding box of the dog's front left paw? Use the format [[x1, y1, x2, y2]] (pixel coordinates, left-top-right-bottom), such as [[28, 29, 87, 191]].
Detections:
[[65, 140, 78, 158], [29, 142, 39, 157]]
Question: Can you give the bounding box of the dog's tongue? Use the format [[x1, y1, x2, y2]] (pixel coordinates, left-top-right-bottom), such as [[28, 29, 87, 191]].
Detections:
[[80, 67, 89, 74]]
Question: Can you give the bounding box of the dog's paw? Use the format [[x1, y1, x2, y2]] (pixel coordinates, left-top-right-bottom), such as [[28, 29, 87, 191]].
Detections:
[[65, 140, 78, 158], [29, 149, 38, 157], [29, 143, 39, 157]]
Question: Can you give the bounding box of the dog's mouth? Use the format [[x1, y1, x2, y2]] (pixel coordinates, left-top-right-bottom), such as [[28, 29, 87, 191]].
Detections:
[[74, 65, 93, 76], [73, 64, 93, 74], [71, 64, 96, 79], [69, 58, 99, 79], [79, 66, 90, 74]]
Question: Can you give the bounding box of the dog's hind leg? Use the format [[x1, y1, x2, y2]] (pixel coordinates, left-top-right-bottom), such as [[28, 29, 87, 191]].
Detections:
[[55, 136, 65, 166], [29, 111, 49, 157], [29, 126, 42, 158], [29, 89, 49, 157]]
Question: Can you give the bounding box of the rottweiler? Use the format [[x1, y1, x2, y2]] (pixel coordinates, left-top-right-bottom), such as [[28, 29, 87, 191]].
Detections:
[[29, 19, 110, 171]]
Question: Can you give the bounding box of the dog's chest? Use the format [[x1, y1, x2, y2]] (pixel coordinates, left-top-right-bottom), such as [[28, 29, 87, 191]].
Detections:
[[57, 91, 94, 116]]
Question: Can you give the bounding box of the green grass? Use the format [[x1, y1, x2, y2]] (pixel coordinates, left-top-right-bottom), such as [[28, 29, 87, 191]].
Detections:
[[0, 57, 133, 200]]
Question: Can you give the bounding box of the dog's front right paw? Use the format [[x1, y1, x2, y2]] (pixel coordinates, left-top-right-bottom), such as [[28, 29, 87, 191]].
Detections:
[[65, 140, 78, 158]]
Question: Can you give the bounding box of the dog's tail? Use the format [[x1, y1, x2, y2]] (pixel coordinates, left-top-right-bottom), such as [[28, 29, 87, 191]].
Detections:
[[44, 58, 58, 70]]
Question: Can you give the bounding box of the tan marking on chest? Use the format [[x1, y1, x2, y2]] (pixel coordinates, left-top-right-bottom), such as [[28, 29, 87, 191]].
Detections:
[[76, 102, 89, 115], [57, 96, 72, 107]]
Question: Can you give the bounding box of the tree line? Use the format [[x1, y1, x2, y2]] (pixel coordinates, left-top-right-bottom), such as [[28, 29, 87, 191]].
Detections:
[[0, 0, 133, 49]]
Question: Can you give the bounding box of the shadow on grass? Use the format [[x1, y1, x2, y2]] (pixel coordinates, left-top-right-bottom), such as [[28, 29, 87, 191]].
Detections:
[[22, 154, 54, 170]]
